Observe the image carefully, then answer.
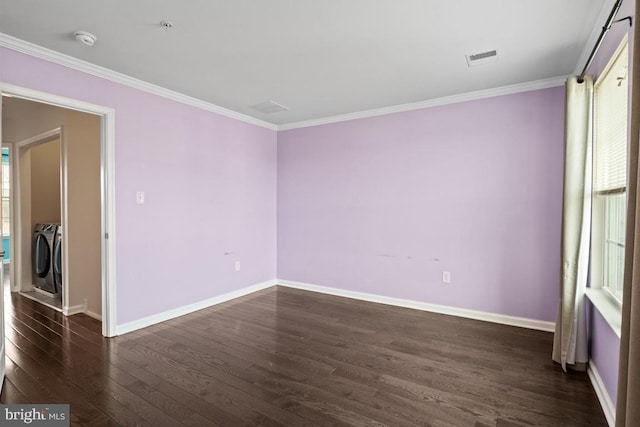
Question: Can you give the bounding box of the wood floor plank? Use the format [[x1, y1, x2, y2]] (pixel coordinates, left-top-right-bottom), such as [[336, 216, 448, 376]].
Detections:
[[4, 343, 106, 425], [0, 377, 29, 403], [126, 366, 247, 426], [114, 337, 310, 426], [2, 286, 607, 426], [181, 413, 222, 427]]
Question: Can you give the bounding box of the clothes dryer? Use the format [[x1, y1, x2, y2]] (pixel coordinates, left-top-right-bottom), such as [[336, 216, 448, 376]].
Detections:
[[53, 224, 63, 297], [32, 223, 57, 295]]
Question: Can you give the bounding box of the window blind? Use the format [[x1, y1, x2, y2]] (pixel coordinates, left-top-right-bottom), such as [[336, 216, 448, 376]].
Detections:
[[594, 42, 628, 192]]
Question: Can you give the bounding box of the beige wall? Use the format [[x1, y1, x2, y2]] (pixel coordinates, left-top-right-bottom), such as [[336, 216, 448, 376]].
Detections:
[[3, 98, 102, 317], [30, 139, 61, 228], [64, 112, 101, 316]]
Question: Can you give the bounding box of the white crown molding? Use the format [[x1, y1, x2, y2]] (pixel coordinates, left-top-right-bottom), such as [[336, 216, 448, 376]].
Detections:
[[278, 76, 568, 131], [277, 279, 555, 332], [1, 33, 569, 133], [116, 279, 277, 336], [588, 359, 616, 426], [0, 33, 278, 131]]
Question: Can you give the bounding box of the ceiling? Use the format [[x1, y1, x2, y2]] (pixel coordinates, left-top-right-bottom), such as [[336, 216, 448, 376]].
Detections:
[[0, 0, 609, 126]]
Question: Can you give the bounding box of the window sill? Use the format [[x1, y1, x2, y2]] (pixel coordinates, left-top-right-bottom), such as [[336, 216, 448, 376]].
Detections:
[[585, 287, 622, 338]]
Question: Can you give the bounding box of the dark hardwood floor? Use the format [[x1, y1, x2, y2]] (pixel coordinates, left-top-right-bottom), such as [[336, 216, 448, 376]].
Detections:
[[1, 285, 606, 426]]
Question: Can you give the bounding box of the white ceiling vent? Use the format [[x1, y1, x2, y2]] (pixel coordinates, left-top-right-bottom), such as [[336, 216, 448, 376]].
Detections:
[[465, 49, 499, 67], [249, 100, 289, 114]]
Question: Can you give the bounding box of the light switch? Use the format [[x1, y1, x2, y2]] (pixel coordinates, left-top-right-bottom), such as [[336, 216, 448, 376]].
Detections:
[[442, 271, 451, 284], [136, 191, 145, 205]]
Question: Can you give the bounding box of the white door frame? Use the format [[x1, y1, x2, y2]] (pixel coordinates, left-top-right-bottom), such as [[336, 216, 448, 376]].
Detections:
[[0, 82, 117, 337]]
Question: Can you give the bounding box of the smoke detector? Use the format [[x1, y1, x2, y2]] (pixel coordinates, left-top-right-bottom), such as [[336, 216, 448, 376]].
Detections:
[[465, 49, 499, 67], [73, 31, 97, 46], [249, 100, 289, 114]]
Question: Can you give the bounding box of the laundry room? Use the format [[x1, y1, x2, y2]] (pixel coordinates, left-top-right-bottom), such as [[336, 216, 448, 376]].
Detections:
[[28, 137, 62, 304], [1, 96, 102, 321]]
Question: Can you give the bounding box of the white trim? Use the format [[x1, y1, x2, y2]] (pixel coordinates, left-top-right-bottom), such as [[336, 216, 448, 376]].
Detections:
[[59, 126, 70, 312], [1, 33, 570, 133], [10, 139, 22, 294], [594, 33, 629, 90], [585, 288, 622, 338], [101, 103, 117, 337], [0, 33, 278, 131], [116, 279, 277, 336], [3, 84, 114, 118], [2, 82, 117, 337], [15, 127, 61, 147], [588, 359, 616, 426], [85, 310, 102, 321], [278, 76, 568, 131], [63, 302, 87, 316], [277, 280, 556, 332]]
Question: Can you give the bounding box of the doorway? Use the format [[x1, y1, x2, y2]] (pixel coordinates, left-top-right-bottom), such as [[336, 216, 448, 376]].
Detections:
[[1, 84, 116, 337], [14, 128, 63, 310]]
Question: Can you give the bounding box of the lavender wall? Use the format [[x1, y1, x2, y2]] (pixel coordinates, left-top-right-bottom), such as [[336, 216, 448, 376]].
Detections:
[[589, 302, 620, 405], [0, 47, 278, 325], [584, 0, 635, 408], [278, 87, 565, 321]]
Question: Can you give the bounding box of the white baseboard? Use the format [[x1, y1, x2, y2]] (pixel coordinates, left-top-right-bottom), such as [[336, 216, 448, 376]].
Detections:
[[85, 310, 102, 321], [588, 359, 615, 426], [114, 277, 554, 337], [63, 302, 87, 316], [276, 279, 556, 332], [116, 279, 277, 336]]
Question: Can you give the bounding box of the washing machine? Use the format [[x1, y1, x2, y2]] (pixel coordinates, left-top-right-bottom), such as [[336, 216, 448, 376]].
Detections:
[[53, 225, 63, 297], [32, 223, 57, 295]]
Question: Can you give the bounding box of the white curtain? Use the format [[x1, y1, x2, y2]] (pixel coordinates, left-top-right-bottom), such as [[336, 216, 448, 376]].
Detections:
[[552, 76, 592, 371]]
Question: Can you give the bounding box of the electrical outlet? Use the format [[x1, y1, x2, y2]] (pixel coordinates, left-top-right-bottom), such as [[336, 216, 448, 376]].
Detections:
[[442, 271, 451, 284], [235, 261, 241, 272]]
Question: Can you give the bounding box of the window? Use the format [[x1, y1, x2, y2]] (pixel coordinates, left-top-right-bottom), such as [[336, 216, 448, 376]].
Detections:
[[591, 36, 629, 303]]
